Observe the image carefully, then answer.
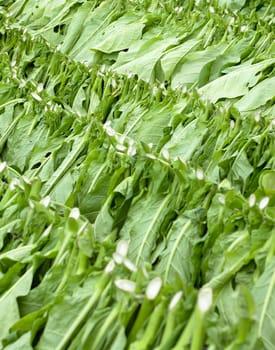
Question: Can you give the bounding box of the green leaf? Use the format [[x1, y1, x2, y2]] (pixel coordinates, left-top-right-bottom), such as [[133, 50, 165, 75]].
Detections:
[[121, 192, 172, 265], [90, 15, 145, 54], [156, 216, 201, 284], [160, 39, 201, 81], [113, 36, 178, 82], [218, 0, 246, 10], [252, 258, 275, 350], [235, 76, 275, 111], [230, 150, 254, 184], [0, 245, 35, 263], [199, 59, 275, 103], [3, 332, 32, 350], [162, 119, 207, 160], [0, 269, 33, 343], [260, 171, 275, 195], [171, 43, 227, 88]]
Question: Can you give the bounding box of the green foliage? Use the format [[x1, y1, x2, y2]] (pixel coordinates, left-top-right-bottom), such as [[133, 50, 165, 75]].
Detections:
[[0, 0, 274, 349]]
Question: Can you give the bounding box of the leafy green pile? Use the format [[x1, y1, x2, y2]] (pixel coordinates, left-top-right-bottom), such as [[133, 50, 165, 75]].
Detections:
[[0, 0, 274, 349]]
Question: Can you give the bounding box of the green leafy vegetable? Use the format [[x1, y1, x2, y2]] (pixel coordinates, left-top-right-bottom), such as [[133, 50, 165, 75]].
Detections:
[[0, 0, 274, 349]]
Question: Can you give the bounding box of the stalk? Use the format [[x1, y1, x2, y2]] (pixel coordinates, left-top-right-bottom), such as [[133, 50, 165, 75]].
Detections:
[[56, 274, 111, 350], [0, 106, 27, 153], [172, 312, 196, 350], [90, 303, 121, 350], [156, 292, 184, 350], [42, 124, 91, 196], [128, 277, 163, 344], [127, 298, 154, 343], [55, 243, 77, 294], [129, 301, 166, 350], [191, 310, 205, 350]]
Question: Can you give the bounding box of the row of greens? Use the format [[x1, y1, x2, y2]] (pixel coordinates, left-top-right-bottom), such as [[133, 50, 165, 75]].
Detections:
[[0, 0, 275, 349]]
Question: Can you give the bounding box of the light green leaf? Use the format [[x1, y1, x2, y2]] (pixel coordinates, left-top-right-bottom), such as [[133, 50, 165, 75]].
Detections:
[[90, 15, 145, 54], [0, 245, 35, 263], [218, 0, 246, 10], [230, 150, 253, 184], [162, 119, 207, 160], [0, 269, 33, 342], [252, 258, 275, 350], [156, 216, 201, 284], [160, 39, 201, 81], [120, 181, 175, 265], [3, 332, 32, 350], [199, 59, 275, 103], [171, 43, 227, 88], [235, 76, 275, 111], [113, 36, 178, 82]]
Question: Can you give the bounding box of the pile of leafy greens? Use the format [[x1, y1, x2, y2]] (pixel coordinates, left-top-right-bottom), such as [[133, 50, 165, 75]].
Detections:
[[0, 0, 274, 349]]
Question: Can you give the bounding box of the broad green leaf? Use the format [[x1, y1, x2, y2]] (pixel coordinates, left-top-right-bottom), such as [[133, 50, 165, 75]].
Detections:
[[72, 86, 87, 117], [199, 59, 275, 103], [209, 38, 252, 81], [171, 43, 227, 89], [156, 216, 201, 284], [90, 15, 145, 54], [69, 1, 118, 62], [0, 220, 21, 250], [235, 76, 275, 111], [3, 332, 32, 350], [113, 36, 178, 82], [260, 171, 275, 195], [230, 150, 254, 184], [252, 258, 275, 350], [120, 179, 175, 264], [0, 245, 35, 263], [160, 39, 201, 81], [162, 119, 207, 160], [41, 130, 90, 196], [0, 269, 33, 342], [218, 0, 246, 10], [134, 103, 174, 146], [37, 275, 110, 350], [61, 2, 96, 54]]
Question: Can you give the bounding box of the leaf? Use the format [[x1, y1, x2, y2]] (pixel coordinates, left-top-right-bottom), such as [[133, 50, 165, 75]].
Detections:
[[252, 258, 275, 350], [37, 275, 109, 350], [0, 269, 33, 343], [113, 36, 178, 82], [230, 150, 254, 184], [3, 332, 32, 350], [162, 119, 207, 160], [69, 1, 118, 62], [171, 43, 227, 88], [61, 2, 96, 54], [0, 220, 21, 250], [41, 129, 90, 196], [4, 115, 46, 172], [235, 76, 275, 111], [0, 245, 35, 263], [218, 0, 246, 10], [120, 171, 175, 265], [160, 39, 201, 81], [90, 15, 145, 54], [72, 86, 87, 117], [208, 37, 251, 81], [156, 216, 201, 284], [134, 103, 174, 146], [259, 171, 275, 195], [199, 59, 275, 103]]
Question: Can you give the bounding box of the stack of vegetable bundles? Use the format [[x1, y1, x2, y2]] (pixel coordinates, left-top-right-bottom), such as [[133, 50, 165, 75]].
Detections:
[[0, 0, 274, 349]]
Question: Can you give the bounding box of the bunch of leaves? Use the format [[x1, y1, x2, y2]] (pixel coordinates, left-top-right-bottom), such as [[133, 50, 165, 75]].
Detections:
[[0, 0, 274, 349]]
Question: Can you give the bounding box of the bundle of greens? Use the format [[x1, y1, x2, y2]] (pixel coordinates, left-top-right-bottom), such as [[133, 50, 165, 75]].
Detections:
[[0, 0, 274, 349]]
